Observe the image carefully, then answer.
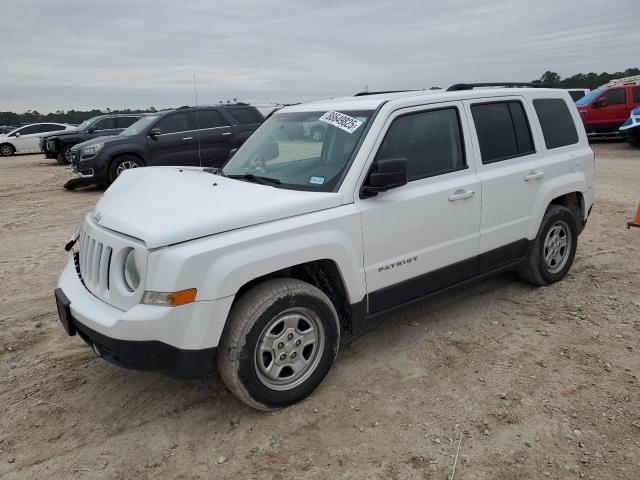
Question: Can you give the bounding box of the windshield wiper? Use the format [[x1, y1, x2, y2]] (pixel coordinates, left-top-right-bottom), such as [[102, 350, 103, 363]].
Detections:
[[226, 173, 282, 186]]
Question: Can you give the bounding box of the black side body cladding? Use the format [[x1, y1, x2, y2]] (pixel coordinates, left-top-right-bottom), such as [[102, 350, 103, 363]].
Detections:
[[349, 239, 530, 332]]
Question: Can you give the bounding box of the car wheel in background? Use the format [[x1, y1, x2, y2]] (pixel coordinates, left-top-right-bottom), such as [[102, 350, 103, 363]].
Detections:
[[56, 146, 74, 165], [108, 156, 143, 183], [519, 205, 578, 286], [217, 278, 340, 410], [0, 144, 15, 156], [310, 126, 325, 142]]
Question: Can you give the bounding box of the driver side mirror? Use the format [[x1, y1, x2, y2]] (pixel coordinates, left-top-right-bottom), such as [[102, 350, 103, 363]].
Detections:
[[15, 132, 20, 138], [593, 98, 606, 109], [148, 128, 161, 138], [87, 126, 96, 133], [362, 157, 408, 197]]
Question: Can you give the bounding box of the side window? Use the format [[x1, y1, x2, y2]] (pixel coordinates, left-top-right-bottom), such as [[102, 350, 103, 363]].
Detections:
[[196, 110, 229, 129], [375, 107, 466, 181], [153, 113, 190, 134], [533, 98, 579, 149], [41, 124, 63, 132], [17, 125, 40, 135], [228, 108, 263, 125], [633, 87, 640, 103], [471, 101, 535, 164], [604, 88, 626, 105], [93, 118, 116, 130], [115, 117, 139, 128]]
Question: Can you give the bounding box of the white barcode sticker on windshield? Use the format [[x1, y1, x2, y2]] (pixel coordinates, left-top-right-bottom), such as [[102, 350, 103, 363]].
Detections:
[[318, 111, 363, 134]]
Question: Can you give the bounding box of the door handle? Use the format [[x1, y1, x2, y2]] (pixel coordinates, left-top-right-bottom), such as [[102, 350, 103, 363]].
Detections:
[[448, 189, 475, 201], [221, 132, 231, 136], [524, 171, 544, 182], [182, 136, 193, 140]]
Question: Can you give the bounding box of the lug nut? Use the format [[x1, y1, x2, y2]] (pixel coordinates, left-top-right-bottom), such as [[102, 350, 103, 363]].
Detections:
[[291, 352, 297, 359], [279, 353, 286, 361], [277, 342, 284, 349], [287, 333, 294, 340], [295, 339, 301, 346]]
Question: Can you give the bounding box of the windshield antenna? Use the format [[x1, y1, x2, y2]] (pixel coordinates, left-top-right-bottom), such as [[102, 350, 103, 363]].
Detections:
[[194, 73, 202, 167]]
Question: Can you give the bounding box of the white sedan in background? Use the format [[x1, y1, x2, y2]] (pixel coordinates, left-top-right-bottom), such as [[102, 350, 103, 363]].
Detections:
[[0, 123, 73, 156]]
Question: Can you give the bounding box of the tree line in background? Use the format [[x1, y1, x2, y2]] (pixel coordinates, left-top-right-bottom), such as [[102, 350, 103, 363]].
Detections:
[[533, 67, 639, 90], [1, 67, 638, 126]]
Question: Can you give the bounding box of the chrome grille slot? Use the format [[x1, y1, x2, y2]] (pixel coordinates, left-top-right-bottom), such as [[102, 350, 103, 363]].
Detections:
[[78, 227, 112, 296], [75, 216, 146, 310]]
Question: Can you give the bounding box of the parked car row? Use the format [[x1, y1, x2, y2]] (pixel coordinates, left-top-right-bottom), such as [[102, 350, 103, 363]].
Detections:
[[0, 123, 73, 156]]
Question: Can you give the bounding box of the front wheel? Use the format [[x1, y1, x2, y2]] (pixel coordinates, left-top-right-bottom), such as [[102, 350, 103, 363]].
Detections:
[[217, 278, 340, 410], [57, 145, 74, 165], [108, 156, 143, 183], [0, 143, 15, 156], [519, 205, 578, 286]]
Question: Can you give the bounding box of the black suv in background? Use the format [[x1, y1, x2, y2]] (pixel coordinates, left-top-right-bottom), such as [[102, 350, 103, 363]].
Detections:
[[67, 104, 263, 188], [43, 114, 143, 164]]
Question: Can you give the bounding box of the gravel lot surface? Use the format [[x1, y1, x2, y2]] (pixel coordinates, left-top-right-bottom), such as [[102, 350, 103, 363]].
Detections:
[[1, 141, 639, 479]]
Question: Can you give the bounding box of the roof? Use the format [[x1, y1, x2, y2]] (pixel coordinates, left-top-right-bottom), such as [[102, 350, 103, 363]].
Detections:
[[281, 87, 569, 113]]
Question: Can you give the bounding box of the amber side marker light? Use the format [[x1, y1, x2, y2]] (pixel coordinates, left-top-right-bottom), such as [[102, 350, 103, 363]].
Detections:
[[142, 289, 197, 307]]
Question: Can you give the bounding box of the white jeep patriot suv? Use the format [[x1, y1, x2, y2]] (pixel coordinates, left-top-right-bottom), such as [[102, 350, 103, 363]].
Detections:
[[55, 84, 594, 410]]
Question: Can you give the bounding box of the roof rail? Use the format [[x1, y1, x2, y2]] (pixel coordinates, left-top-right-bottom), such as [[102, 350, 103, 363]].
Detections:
[[354, 90, 417, 97], [447, 82, 551, 91]]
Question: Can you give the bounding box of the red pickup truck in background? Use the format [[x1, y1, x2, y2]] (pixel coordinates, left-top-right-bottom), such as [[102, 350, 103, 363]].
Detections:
[[576, 78, 640, 134]]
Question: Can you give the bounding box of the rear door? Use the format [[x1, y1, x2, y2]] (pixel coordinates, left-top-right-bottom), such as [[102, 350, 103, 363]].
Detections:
[[195, 109, 232, 167], [224, 107, 264, 147], [10, 125, 42, 153], [147, 112, 198, 166], [463, 97, 544, 267]]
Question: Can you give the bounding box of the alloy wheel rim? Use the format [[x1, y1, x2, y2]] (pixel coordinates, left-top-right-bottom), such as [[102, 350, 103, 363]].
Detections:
[[1, 146, 11, 155], [116, 161, 139, 176], [64, 149, 73, 162], [254, 307, 325, 391], [543, 220, 571, 274]]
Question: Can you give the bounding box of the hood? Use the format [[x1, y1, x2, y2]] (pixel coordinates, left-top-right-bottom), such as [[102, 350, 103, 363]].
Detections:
[[92, 167, 343, 248], [73, 135, 125, 151]]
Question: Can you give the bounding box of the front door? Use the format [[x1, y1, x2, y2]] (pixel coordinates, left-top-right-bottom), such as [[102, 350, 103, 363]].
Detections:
[[147, 112, 198, 166], [599, 87, 629, 128], [356, 102, 481, 314]]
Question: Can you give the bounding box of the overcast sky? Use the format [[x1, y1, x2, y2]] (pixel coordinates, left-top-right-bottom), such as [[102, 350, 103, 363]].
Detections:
[[1, 0, 638, 113]]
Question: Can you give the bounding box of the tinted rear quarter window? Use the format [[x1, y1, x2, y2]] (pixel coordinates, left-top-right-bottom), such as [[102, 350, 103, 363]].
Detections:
[[228, 108, 264, 125], [533, 98, 579, 149], [471, 101, 535, 164]]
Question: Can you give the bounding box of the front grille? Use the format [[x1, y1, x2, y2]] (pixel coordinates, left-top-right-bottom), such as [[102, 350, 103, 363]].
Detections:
[[78, 228, 113, 295]]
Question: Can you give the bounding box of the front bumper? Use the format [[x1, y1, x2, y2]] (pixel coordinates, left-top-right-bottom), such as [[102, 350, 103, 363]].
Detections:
[[70, 149, 109, 182], [55, 251, 234, 379]]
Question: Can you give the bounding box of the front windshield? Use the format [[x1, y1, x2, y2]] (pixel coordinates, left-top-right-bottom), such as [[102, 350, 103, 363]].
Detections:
[[575, 87, 605, 106], [222, 110, 373, 191], [76, 118, 97, 131], [121, 115, 159, 136]]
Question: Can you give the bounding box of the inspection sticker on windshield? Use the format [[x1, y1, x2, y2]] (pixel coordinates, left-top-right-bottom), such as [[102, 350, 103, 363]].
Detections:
[[319, 111, 363, 134], [309, 176, 325, 185]]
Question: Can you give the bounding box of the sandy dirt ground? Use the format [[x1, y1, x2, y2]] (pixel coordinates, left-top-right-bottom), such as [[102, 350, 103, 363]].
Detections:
[[0, 141, 639, 480]]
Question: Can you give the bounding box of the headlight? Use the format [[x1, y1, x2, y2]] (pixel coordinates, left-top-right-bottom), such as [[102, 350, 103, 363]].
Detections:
[[123, 249, 140, 292], [81, 142, 104, 157]]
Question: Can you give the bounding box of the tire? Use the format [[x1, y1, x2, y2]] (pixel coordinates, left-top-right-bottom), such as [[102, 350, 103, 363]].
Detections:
[[217, 278, 340, 410], [56, 145, 74, 165], [519, 205, 578, 286], [310, 126, 325, 142], [626, 133, 640, 147], [108, 155, 143, 183], [0, 143, 15, 156]]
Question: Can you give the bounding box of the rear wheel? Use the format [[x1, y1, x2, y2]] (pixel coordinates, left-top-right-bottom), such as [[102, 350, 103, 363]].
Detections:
[[108, 156, 143, 183], [217, 278, 340, 410], [0, 143, 15, 156], [519, 205, 578, 286]]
